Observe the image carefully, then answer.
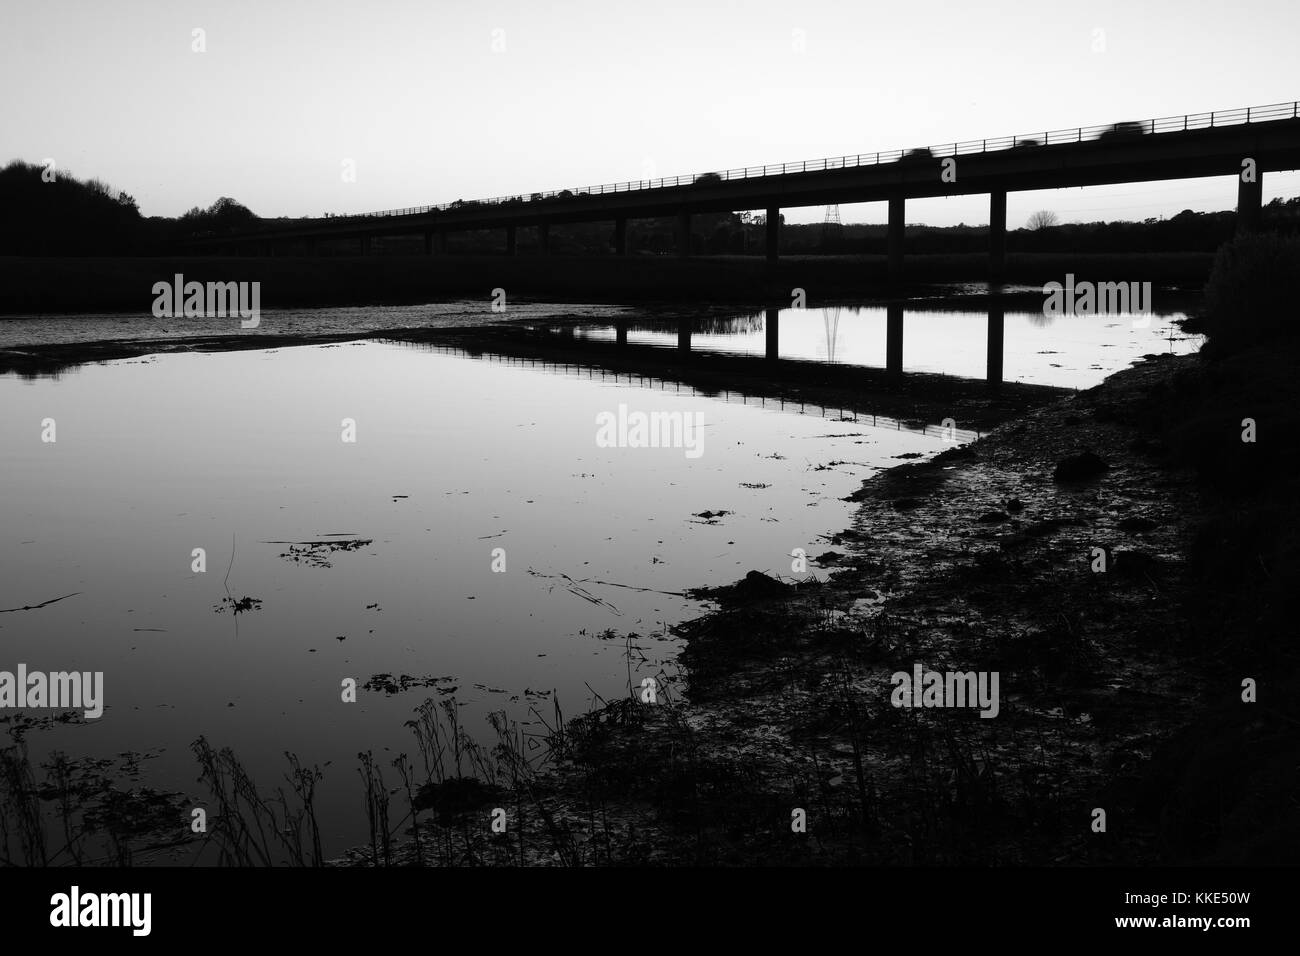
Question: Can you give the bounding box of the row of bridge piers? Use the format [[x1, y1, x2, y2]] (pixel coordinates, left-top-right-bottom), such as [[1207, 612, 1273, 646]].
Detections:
[[235, 173, 1267, 279]]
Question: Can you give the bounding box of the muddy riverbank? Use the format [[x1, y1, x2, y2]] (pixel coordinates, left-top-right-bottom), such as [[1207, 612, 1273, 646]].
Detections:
[[342, 333, 1298, 866]]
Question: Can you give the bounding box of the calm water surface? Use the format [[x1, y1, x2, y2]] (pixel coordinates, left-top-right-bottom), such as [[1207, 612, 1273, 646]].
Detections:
[[1, 338, 942, 859]]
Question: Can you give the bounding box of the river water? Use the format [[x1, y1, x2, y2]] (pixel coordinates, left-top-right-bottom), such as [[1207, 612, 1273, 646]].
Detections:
[[0, 297, 1202, 862]]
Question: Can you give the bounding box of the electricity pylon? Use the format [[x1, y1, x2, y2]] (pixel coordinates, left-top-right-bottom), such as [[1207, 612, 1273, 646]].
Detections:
[[821, 204, 843, 251]]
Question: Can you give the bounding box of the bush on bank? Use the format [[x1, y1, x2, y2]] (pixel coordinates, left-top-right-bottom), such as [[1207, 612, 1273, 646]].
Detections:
[[1202, 233, 1300, 352]]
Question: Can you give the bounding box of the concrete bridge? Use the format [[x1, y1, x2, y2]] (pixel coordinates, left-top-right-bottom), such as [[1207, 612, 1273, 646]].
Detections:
[[183, 102, 1300, 279]]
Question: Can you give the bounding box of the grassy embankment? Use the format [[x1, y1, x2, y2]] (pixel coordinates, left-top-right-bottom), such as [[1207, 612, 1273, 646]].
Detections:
[[0, 252, 1212, 314]]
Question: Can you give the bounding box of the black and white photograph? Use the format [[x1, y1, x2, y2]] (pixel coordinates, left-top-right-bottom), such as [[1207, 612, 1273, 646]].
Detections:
[[1, 0, 1295, 939]]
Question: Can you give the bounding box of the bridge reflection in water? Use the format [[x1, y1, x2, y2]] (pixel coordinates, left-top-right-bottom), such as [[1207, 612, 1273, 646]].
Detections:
[[581, 299, 1199, 391], [389, 341, 986, 445]]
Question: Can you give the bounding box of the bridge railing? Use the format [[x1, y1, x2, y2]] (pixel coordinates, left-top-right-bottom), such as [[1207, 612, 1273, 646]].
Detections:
[[316, 100, 1299, 224]]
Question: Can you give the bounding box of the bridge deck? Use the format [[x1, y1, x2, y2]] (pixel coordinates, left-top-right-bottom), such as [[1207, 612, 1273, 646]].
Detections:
[[180, 101, 1300, 250]]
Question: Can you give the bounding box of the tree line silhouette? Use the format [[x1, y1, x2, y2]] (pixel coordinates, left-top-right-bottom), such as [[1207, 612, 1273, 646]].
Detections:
[[0, 160, 259, 255]]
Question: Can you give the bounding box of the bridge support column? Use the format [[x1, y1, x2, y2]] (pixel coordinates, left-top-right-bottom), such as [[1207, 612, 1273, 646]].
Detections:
[[989, 190, 1007, 282], [886, 302, 904, 378], [538, 223, 550, 255], [506, 224, 518, 256], [765, 307, 780, 361], [1237, 171, 1263, 235], [888, 197, 905, 280], [615, 319, 627, 346], [678, 320, 692, 356], [675, 211, 691, 258], [987, 306, 1004, 392], [614, 218, 628, 255], [766, 207, 780, 262]]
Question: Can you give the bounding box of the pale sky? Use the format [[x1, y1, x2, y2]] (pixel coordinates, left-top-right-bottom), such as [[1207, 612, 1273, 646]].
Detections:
[[2, 0, 1297, 227]]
